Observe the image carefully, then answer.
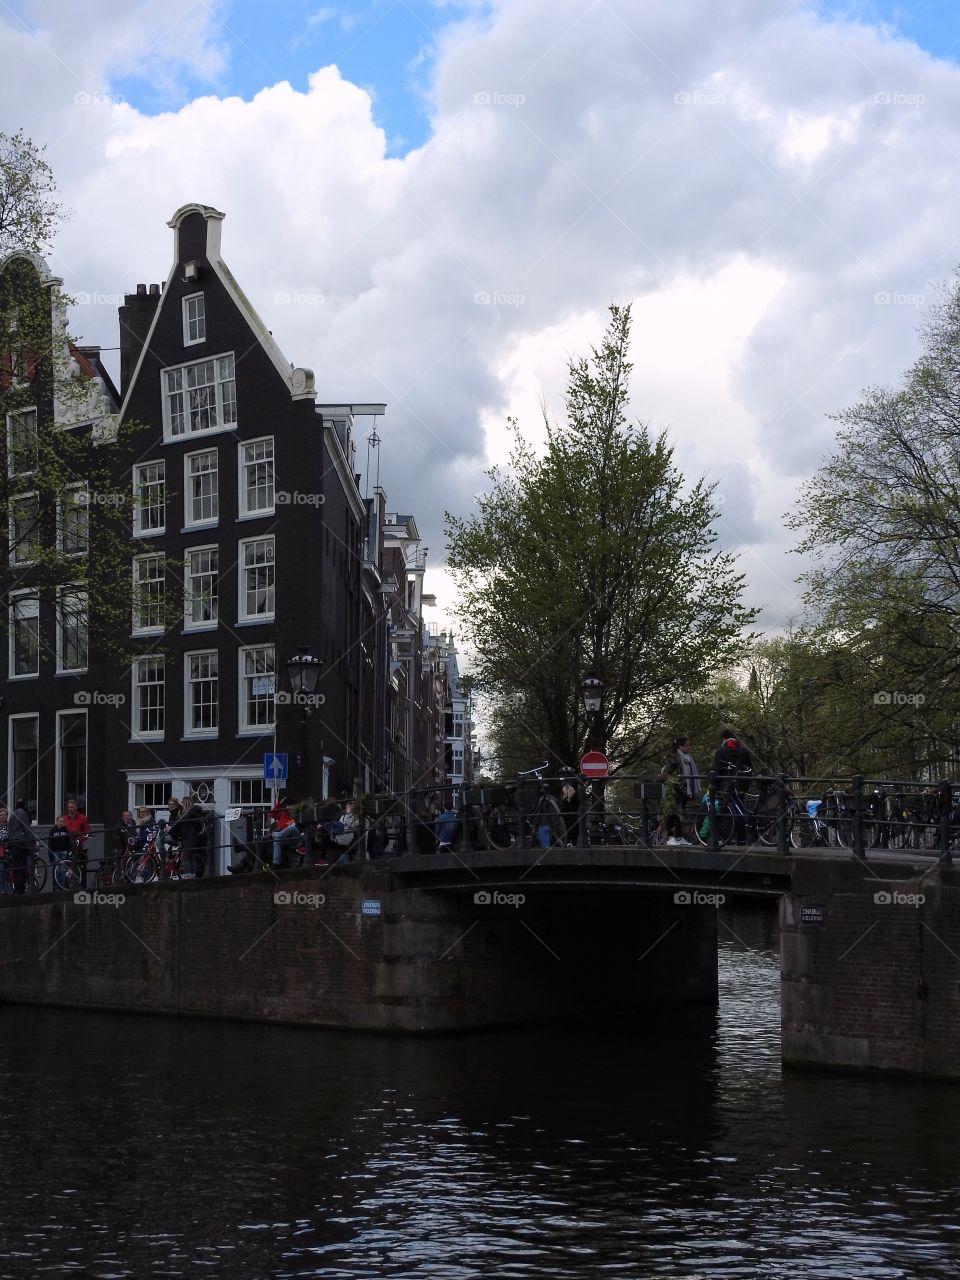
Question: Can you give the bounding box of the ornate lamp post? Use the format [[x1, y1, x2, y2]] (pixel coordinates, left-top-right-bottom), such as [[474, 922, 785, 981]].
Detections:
[[285, 648, 323, 798]]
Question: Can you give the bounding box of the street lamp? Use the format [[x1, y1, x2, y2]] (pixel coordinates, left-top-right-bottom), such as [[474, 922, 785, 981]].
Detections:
[[581, 673, 604, 717], [284, 648, 323, 798]]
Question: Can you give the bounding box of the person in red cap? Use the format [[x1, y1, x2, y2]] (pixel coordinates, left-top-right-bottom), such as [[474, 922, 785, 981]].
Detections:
[[712, 730, 753, 842]]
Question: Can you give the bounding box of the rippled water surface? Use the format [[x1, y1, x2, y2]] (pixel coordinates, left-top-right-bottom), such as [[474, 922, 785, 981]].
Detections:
[[1, 905, 959, 1278]]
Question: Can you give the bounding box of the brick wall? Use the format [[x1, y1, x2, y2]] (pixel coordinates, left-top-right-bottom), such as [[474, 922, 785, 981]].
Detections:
[[0, 869, 718, 1032], [781, 856, 960, 1078]]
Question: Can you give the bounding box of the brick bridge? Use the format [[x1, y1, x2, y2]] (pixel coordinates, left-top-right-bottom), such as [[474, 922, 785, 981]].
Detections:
[[1, 842, 958, 1079]]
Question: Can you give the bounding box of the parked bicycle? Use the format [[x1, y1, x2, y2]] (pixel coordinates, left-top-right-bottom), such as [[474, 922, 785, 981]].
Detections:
[[480, 763, 566, 850]]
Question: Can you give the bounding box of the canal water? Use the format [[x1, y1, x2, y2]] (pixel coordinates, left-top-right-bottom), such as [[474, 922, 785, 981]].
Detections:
[[1, 904, 958, 1279]]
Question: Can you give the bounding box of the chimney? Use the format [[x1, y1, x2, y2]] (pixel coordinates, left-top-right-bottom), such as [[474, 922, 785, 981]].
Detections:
[[118, 282, 161, 398]]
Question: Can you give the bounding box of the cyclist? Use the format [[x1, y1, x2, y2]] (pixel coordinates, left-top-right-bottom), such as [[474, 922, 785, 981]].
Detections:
[[712, 731, 753, 843], [46, 815, 74, 885], [114, 810, 137, 861], [63, 800, 90, 888]]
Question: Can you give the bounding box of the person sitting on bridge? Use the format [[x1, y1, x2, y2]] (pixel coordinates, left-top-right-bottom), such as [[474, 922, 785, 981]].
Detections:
[[269, 794, 300, 869]]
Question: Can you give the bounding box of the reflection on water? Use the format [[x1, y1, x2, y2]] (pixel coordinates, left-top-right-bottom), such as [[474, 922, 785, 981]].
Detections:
[[1, 903, 958, 1278]]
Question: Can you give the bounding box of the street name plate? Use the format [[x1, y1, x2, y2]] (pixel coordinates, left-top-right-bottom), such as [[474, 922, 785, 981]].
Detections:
[[361, 899, 382, 917], [800, 905, 826, 924]]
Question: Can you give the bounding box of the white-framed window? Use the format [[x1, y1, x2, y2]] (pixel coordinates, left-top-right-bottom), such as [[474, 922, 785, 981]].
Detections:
[[184, 650, 218, 737], [452, 710, 465, 739], [133, 780, 170, 809], [162, 353, 236, 440], [182, 293, 206, 346], [239, 644, 274, 733], [239, 437, 274, 517], [185, 545, 218, 630], [57, 586, 88, 672], [8, 714, 39, 813], [9, 491, 39, 564], [9, 592, 39, 678], [230, 778, 271, 807], [238, 536, 275, 621], [184, 448, 218, 527], [56, 710, 87, 815], [6, 407, 38, 476], [133, 554, 165, 633], [58, 485, 89, 556], [133, 460, 165, 536], [132, 655, 165, 738]]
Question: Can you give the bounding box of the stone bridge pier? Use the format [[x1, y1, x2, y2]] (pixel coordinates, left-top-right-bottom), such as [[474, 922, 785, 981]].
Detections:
[[781, 856, 960, 1077]]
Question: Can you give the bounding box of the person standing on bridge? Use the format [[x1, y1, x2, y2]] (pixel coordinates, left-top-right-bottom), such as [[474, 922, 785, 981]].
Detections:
[[661, 738, 695, 845], [713, 731, 753, 844]]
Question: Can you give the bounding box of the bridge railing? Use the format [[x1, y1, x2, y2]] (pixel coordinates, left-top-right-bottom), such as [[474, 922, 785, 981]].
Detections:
[[345, 770, 960, 865]]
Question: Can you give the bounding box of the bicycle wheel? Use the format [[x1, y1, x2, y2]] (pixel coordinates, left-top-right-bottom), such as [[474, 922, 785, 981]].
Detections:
[[126, 851, 159, 884], [29, 854, 48, 892], [693, 799, 734, 848], [484, 803, 521, 850], [95, 861, 119, 888], [54, 858, 84, 892]]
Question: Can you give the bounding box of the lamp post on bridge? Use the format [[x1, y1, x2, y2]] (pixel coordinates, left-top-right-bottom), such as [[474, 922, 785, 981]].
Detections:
[[580, 672, 606, 823], [285, 648, 324, 799]]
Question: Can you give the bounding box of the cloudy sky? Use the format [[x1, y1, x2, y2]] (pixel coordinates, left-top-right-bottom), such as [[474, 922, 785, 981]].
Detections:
[[2, 0, 959, 635]]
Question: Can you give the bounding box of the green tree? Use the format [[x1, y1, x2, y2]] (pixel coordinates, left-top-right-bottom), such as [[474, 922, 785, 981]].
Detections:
[[788, 273, 960, 777], [446, 305, 757, 774], [0, 137, 181, 666], [0, 130, 63, 257]]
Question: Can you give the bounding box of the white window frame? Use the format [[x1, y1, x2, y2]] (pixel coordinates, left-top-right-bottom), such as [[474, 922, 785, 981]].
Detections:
[[238, 644, 275, 735], [6, 406, 38, 477], [57, 484, 89, 557], [132, 460, 166, 537], [184, 649, 219, 739], [8, 590, 39, 680], [9, 490, 39, 565], [237, 535, 275, 623], [56, 584, 88, 674], [132, 553, 165, 635], [161, 351, 236, 442], [184, 447, 218, 529], [8, 713, 39, 813], [55, 708, 88, 817], [238, 436, 274, 519], [184, 544, 219, 632], [182, 292, 206, 346], [131, 654, 165, 741]]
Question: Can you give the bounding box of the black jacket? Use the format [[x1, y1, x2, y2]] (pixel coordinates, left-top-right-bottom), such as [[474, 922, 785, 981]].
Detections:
[[712, 741, 753, 778], [169, 804, 206, 851], [47, 825, 74, 855], [7, 807, 34, 848]]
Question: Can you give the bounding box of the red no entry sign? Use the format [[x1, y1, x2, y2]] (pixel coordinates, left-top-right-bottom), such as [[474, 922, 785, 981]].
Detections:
[[580, 751, 609, 778]]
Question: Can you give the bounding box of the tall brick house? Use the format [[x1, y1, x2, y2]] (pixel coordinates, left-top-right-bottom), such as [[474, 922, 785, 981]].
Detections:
[[104, 203, 388, 866], [0, 249, 120, 827]]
